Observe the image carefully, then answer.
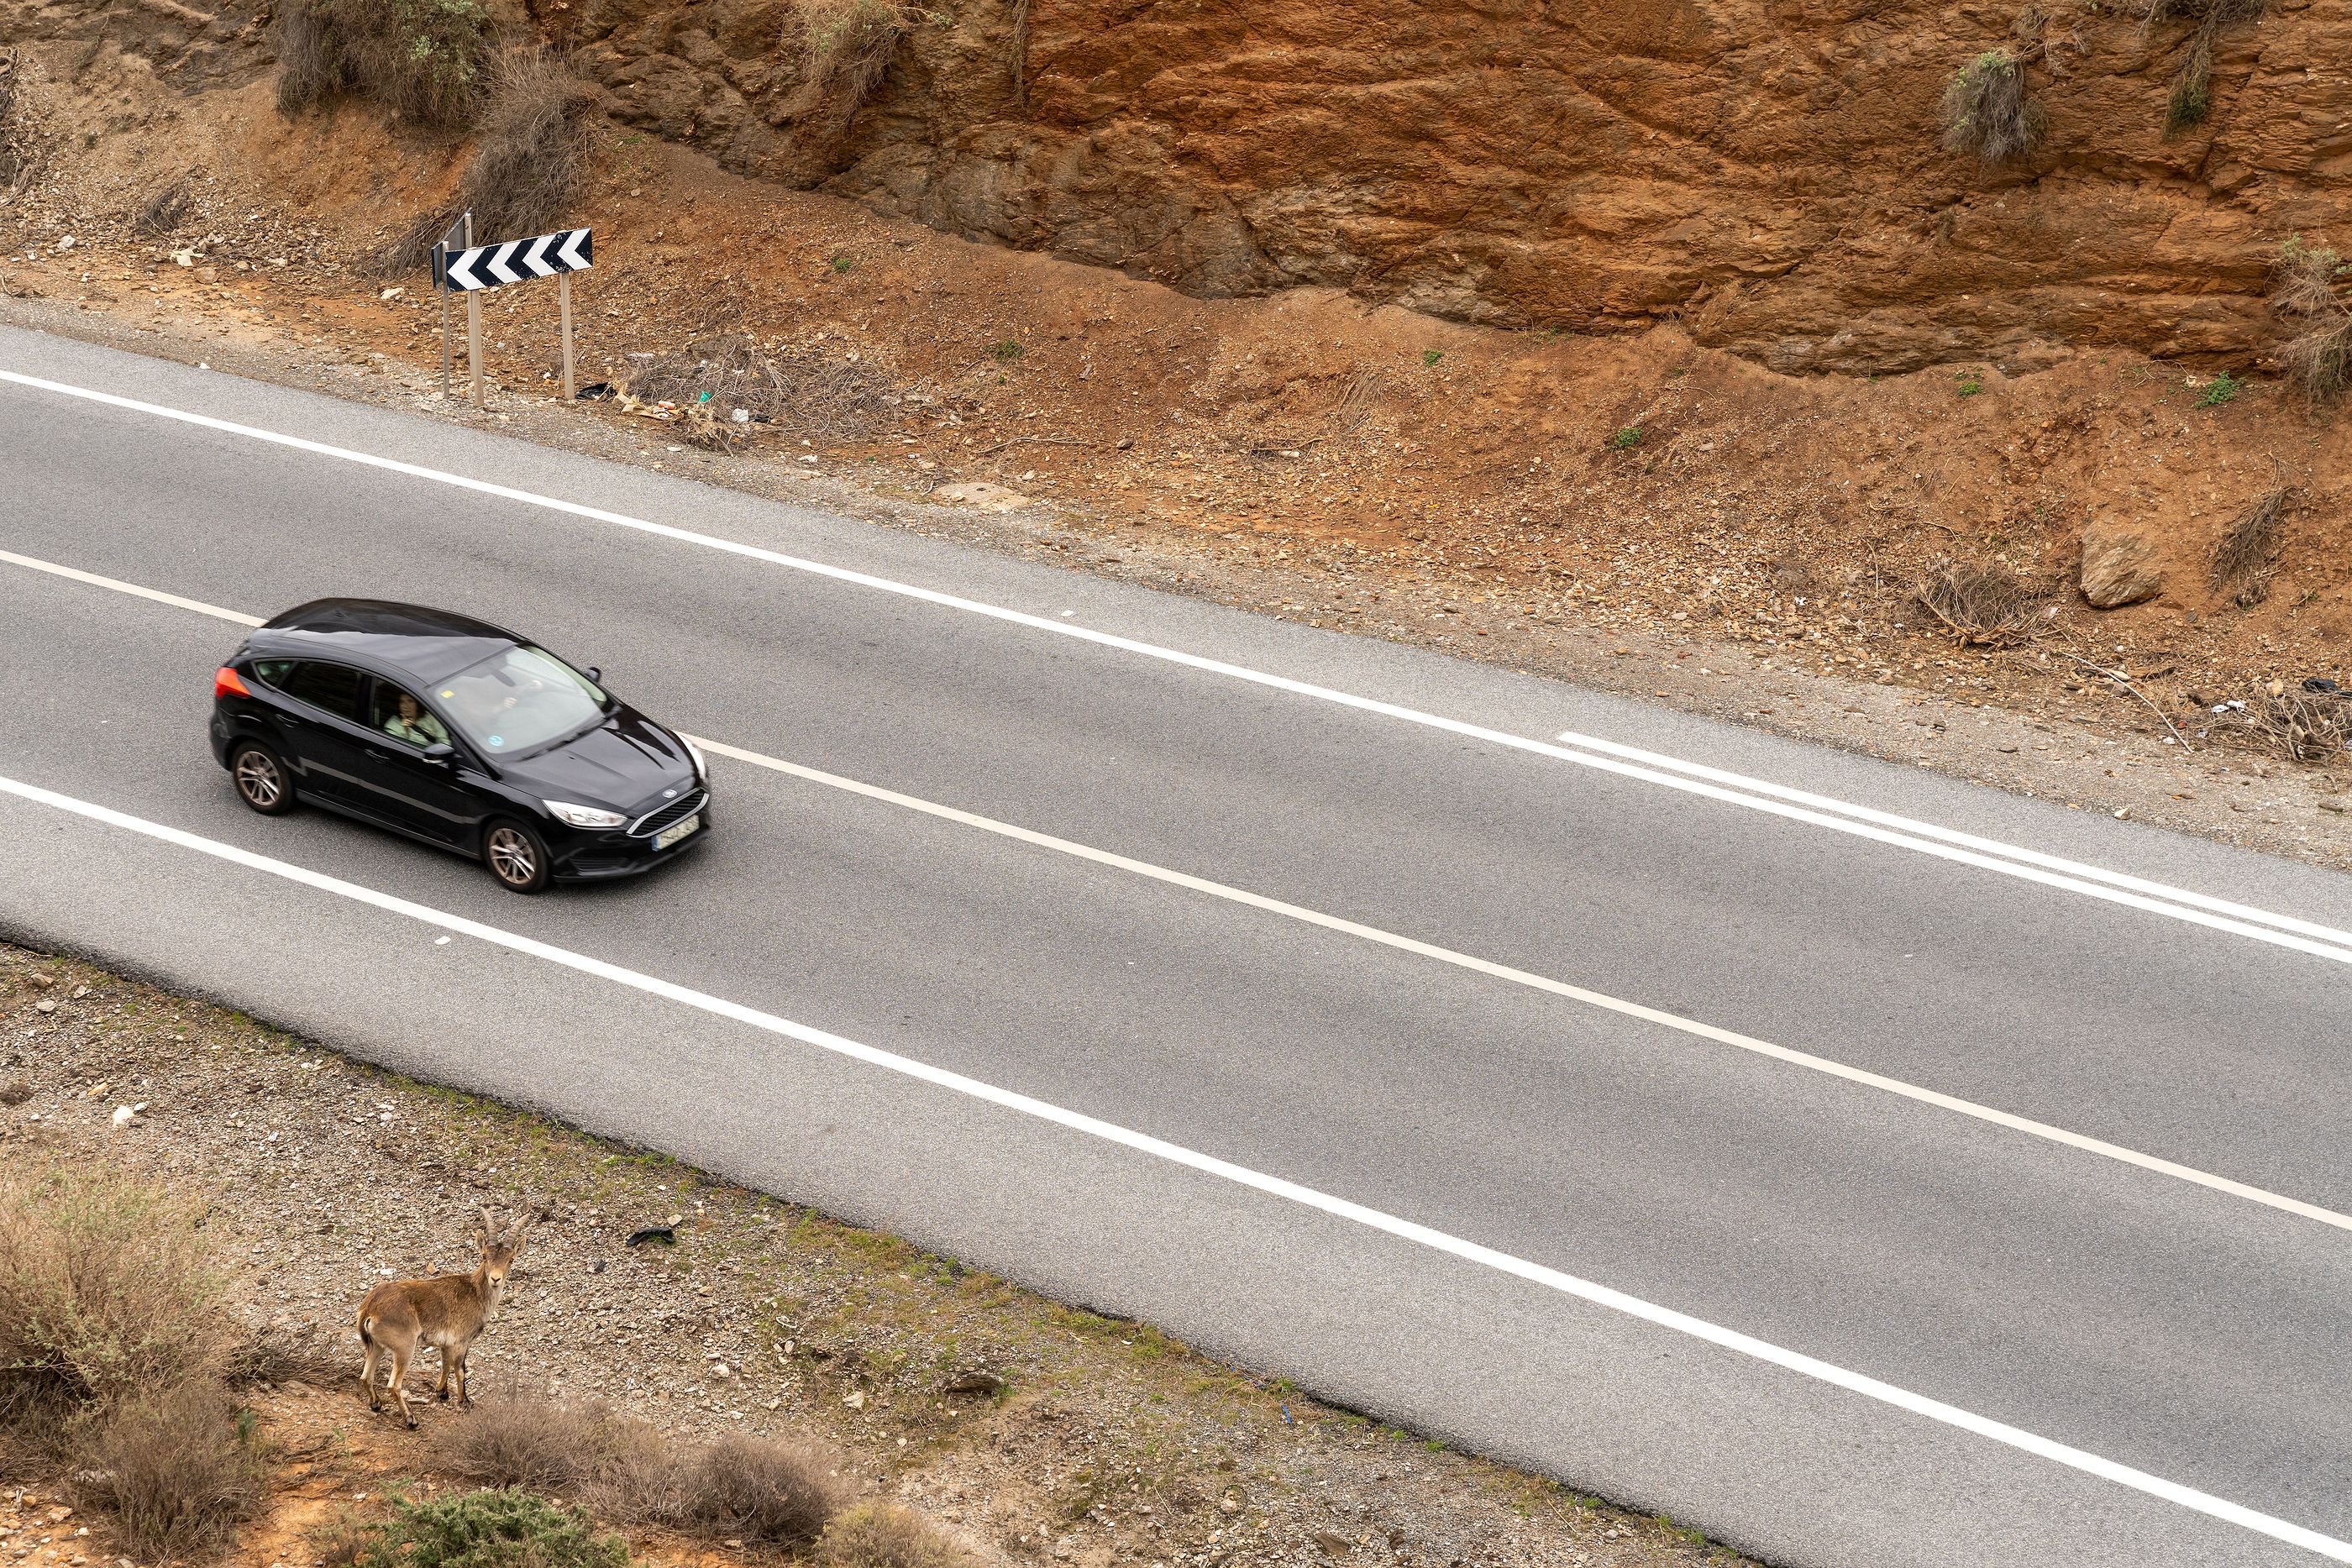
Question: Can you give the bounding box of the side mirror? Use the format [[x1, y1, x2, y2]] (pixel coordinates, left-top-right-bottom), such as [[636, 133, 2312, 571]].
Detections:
[[422, 742, 456, 766], [585, 666, 603, 684]]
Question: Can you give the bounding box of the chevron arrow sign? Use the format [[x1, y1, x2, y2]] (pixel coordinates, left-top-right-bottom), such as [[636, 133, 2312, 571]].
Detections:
[[439, 227, 592, 293]]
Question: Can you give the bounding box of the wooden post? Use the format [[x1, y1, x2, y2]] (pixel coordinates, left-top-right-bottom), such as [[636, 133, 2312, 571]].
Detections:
[[559, 270, 575, 402]]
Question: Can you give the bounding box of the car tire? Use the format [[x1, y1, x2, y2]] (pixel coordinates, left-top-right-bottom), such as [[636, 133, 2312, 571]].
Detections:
[[229, 742, 296, 815], [482, 819, 553, 894]]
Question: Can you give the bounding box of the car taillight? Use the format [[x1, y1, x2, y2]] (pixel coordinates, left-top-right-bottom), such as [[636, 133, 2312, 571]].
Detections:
[[214, 666, 250, 699]]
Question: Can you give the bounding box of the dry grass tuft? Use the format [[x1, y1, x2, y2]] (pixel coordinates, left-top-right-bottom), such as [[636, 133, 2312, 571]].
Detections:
[[2210, 486, 2288, 606], [2137, 0, 2269, 133], [2272, 236, 2352, 405], [457, 51, 594, 242], [2228, 683, 2352, 762], [442, 1394, 616, 1492], [618, 334, 897, 443], [684, 1433, 846, 1547], [1940, 50, 2046, 164], [74, 1382, 265, 1560], [1915, 563, 2041, 646], [817, 1502, 975, 1568], [0, 1162, 229, 1434], [131, 173, 196, 237], [272, 0, 494, 128]]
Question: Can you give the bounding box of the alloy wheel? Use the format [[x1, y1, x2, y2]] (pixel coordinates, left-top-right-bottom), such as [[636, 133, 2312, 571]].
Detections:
[[486, 826, 538, 888], [234, 750, 282, 809]]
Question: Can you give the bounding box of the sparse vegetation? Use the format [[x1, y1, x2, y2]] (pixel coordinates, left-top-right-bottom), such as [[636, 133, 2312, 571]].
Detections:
[[76, 1382, 267, 1560], [1608, 426, 1642, 448], [1421, 349, 1443, 367], [2211, 485, 2288, 606], [2226, 680, 2352, 762], [817, 1501, 974, 1568], [0, 1161, 229, 1432], [1915, 562, 2040, 646], [2272, 235, 2352, 406], [131, 172, 194, 237], [1940, 49, 2046, 164], [1956, 371, 1985, 396], [990, 339, 1025, 362], [783, 0, 916, 159], [617, 334, 898, 442], [272, 0, 496, 128], [685, 1432, 846, 1547], [831, 253, 856, 272], [0, 50, 37, 191], [2195, 370, 2244, 406], [455, 51, 593, 241], [2134, 0, 2268, 134]]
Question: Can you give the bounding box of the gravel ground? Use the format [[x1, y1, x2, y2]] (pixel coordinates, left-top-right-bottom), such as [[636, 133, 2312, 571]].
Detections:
[[0, 944, 1758, 1568]]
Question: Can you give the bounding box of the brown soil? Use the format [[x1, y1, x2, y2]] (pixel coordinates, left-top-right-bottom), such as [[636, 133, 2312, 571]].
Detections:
[[6, 25, 2352, 873], [0, 945, 1755, 1568]]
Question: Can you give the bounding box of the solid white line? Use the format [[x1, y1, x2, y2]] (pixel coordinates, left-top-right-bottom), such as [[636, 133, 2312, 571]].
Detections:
[[5, 544, 2349, 1237], [6, 367, 2352, 968], [1, 771, 2345, 1564]]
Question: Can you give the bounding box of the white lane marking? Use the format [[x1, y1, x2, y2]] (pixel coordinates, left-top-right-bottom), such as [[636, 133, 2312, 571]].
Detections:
[[0, 548, 265, 627], [5, 369, 2352, 967], [3, 544, 2348, 1236], [685, 733, 2352, 1238], [1, 773, 2345, 1565]]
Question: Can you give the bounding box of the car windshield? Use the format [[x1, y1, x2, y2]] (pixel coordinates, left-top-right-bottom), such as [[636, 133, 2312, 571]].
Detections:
[[430, 646, 609, 755]]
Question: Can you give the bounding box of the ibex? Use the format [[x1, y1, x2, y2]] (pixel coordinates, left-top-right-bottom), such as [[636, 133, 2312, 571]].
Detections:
[[355, 1206, 531, 1427]]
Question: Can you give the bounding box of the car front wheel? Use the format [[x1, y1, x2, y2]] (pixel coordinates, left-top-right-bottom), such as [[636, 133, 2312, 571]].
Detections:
[[230, 743, 296, 815], [482, 819, 552, 894]]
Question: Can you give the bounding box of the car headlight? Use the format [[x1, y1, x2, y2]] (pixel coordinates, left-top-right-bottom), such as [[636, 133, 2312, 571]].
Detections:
[[545, 800, 627, 829], [681, 736, 707, 780]]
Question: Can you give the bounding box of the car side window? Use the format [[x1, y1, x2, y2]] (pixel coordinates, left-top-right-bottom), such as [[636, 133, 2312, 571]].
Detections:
[[274, 661, 368, 722], [367, 679, 453, 751], [251, 659, 295, 688]]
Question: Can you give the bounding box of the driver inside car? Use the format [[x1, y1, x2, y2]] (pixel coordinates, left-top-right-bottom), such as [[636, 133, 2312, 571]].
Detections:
[[383, 690, 450, 749]]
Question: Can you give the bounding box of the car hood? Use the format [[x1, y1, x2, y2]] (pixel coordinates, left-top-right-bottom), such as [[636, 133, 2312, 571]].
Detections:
[[494, 708, 699, 815]]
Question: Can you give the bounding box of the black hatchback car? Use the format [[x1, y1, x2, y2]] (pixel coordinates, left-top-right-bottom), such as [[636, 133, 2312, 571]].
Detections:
[[209, 600, 710, 893]]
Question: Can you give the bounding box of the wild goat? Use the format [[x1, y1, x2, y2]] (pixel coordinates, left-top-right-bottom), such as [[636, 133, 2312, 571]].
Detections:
[[355, 1206, 530, 1427]]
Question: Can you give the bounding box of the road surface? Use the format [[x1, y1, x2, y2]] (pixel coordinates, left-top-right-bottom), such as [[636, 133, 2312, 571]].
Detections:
[[4, 325, 2351, 1567]]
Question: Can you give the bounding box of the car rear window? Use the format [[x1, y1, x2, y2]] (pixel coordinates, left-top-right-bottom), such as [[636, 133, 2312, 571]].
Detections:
[[267, 660, 367, 722], [430, 646, 609, 755]]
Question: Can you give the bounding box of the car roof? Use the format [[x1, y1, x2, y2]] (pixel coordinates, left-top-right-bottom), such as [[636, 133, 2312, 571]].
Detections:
[[249, 599, 525, 684]]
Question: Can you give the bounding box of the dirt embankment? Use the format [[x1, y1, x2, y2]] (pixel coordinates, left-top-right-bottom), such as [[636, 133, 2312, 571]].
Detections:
[[0, 945, 1752, 1568]]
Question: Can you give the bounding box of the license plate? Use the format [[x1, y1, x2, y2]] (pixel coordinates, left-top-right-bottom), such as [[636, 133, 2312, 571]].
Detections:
[[654, 814, 701, 851]]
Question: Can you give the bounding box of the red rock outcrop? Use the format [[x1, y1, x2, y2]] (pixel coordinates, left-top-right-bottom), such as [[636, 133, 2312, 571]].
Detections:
[[545, 0, 2352, 373]]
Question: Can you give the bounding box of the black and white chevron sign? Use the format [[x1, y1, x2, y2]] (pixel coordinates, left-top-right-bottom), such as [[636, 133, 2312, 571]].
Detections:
[[440, 227, 592, 292]]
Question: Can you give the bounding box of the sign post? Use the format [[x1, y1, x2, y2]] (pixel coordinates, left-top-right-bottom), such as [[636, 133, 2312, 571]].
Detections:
[[438, 226, 592, 409], [430, 212, 471, 401]]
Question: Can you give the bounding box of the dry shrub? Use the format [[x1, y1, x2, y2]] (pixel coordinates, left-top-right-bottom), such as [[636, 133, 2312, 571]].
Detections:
[[444, 1395, 623, 1492], [131, 173, 195, 237], [1915, 563, 2040, 646], [790, 0, 915, 112], [459, 51, 594, 242], [307, 1506, 378, 1568], [0, 50, 39, 191], [817, 1502, 974, 1568], [619, 334, 898, 442], [2228, 684, 2352, 762], [272, 0, 493, 128], [75, 1382, 265, 1560], [2272, 235, 2352, 405], [2211, 486, 2288, 606], [580, 1416, 694, 1526], [2135, 0, 2267, 134], [683, 1433, 845, 1548], [1940, 50, 2046, 164], [0, 1162, 228, 1434]]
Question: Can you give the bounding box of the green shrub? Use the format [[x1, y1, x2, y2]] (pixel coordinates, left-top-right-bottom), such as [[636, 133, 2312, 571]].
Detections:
[[1940, 50, 2046, 164], [354, 1489, 631, 1568], [1607, 427, 1641, 449], [2195, 370, 2243, 406], [990, 340, 1024, 363]]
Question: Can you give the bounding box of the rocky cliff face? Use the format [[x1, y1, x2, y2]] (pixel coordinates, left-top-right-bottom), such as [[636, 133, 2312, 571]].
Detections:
[[544, 0, 2352, 375]]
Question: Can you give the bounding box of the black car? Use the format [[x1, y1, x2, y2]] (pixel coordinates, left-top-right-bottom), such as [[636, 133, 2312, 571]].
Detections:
[[209, 600, 709, 893]]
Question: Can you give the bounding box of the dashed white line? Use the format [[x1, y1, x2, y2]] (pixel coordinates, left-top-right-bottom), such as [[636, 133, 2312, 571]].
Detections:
[[6, 543, 2351, 1236], [5, 367, 2352, 965], [3, 768, 2347, 1565]]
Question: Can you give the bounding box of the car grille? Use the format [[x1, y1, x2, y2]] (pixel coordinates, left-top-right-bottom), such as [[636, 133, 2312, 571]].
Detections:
[[629, 789, 706, 838]]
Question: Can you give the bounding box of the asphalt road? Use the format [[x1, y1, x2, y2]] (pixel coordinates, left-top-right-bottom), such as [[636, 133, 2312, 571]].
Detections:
[[5, 325, 2352, 1568]]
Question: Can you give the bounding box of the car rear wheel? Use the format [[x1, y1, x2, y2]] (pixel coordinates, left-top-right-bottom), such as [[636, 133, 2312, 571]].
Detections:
[[482, 820, 552, 894], [230, 743, 295, 815]]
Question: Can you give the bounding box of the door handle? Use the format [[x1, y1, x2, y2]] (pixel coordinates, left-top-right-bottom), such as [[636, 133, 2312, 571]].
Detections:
[[364, 747, 389, 761]]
